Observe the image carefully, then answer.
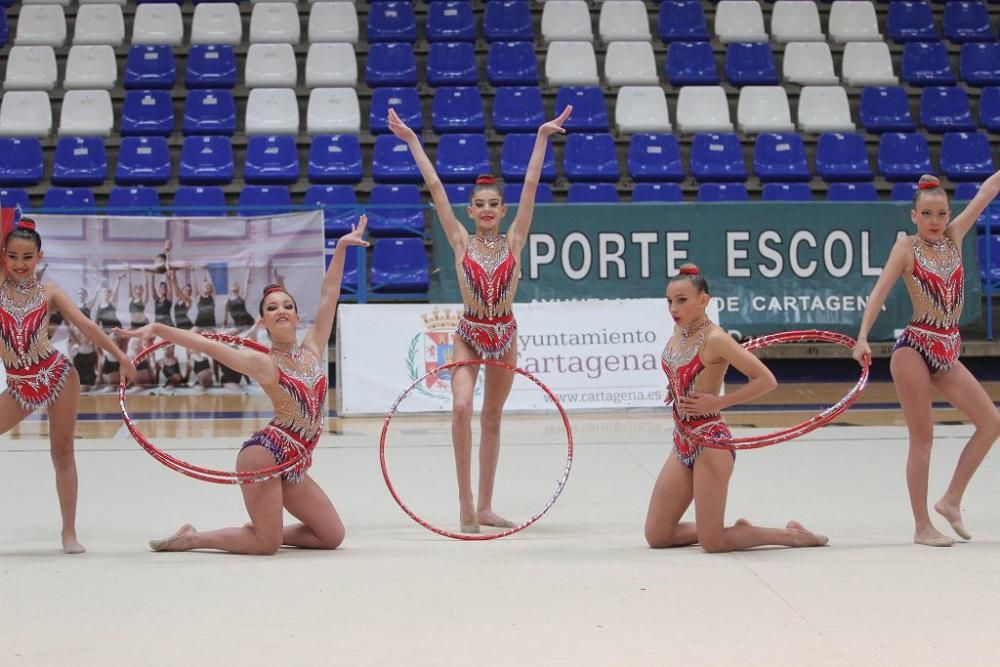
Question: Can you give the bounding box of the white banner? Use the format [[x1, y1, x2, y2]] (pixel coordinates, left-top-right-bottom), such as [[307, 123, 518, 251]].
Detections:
[[337, 298, 721, 415]]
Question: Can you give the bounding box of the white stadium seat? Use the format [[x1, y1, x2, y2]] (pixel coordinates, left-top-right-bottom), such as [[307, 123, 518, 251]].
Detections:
[[599, 1, 651, 42], [307, 88, 361, 134], [250, 3, 301, 44], [73, 4, 125, 46], [783, 42, 839, 85], [132, 4, 184, 46], [64, 45, 118, 90], [604, 41, 659, 86], [842, 42, 898, 86], [737, 86, 795, 133], [245, 43, 298, 88], [0, 91, 53, 137], [245, 88, 300, 135], [798, 86, 855, 133], [305, 43, 358, 87], [545, 41, 600, 86], [675, 86, 733, 133], [191, 3, 243, 46], [715, 1, 767, 43], [309, 3, 359, 43], [15, 5, 67, 47], [541, 1, 593, 43], [770, 1, 823, 43], [828, 1, 881, 43], [59, 90, 114, 136], [3, 46, 58, 91], [615, 86, 671, 133]]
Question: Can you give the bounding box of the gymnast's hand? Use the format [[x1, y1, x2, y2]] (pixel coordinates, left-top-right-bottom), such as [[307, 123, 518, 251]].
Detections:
[[387, 108, 417, 143], [675, 391, 723, 418], [119, 358, 138, 385], [339, 215, 369, 248], [113, 324, 157, 340], [852, 340, 871, 367], [538, 105, 573, 137]]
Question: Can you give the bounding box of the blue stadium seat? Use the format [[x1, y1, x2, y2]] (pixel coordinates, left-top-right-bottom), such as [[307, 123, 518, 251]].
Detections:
[[940, 131, 995, 181], [108, 186, 161, 215], [632, 183, 684, 202], [308, 135, 363, 184], [305, 184, 360, 237], [887, 1, 939, 43], [959, 42, 1000, 85], [628, 134, 684, 182], [725, 42, 779, 86], [690, 133, 747, 182], [0, 189, 30, 211], [367, 184, 425, 237], [183, 89, 236, 136], [979, 235, 1000, 287], [42, 188, 96, 214], [951, 181, 1000, 232], [555, 87, 609, 132], [666, 41, 719, 86], [500, 133, 557, 182], [372, 135, 421, 183], [179, 135, 234, 185], [369, 87, 422, 134], [52, 137, 108, 187], [943, 1, 995, 42], [902, 42, 957, 86], [371, 238, 429, 293], [859, 86, 917, 133], [0, 12, 7, 48], [978, 86, 1000, 131], [445, 183, 474, 202], [815, 133, 873, 182], [244, 135, 299, 185], [504, 182, 555, 203], [432, 87, 486, 134], [436, 134, 491, 182], [185, 45, 236, 89], [172, 186, 227, 217], [487, 42, 539, 86], [753, 134, 810, 182], [878, 132, 932, 182], [324, 239, 360, 291], [697, 183, 749, 202], [564, 134, 619, 182], [238, 186, 292, 218], [492, 87, 545, 133], [0, 138, 43, 186], [368, 2, 417, 43], [762, 183, 812, 201], [426, 1, 476, 42], [427, 42, 478, 87], [366, 43, 418, 87], [484, 1, 533, 42], [919, 86, 975, 132], [891, 182, 918, 201], [120, 90, 174, 137], [125, 45, 176, 89], [953, 182, 980, 201], [658, 1, 709, 42], [116, 136, 171, 186], [826, 182, 879, 201], [567, 183, 620, 203]]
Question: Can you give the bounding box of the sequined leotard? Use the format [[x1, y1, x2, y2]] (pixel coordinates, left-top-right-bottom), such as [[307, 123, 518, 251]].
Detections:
[[661, 326, 732, 469], [893, 236, 964, 372], [0, 279, 73, 411], [240, 345, 327, 483], [455, 234, 518, 358]]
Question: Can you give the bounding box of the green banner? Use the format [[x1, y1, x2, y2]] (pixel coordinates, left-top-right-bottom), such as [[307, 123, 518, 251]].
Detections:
[[429, 203, 982, 340]]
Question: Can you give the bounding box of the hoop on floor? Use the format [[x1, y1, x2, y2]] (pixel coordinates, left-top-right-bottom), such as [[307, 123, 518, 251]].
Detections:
[[673, 330, 869, 451], [380, 359, 574, 541], [119, 332, 307, 485]]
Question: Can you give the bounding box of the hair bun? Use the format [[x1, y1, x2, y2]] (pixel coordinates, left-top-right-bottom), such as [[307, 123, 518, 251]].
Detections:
[[679, 264, 700, 276], [475, 175, 496, 186], [262, 283, 284, 296], [917, 176, 941, 190], [16, 219, 36, 231]]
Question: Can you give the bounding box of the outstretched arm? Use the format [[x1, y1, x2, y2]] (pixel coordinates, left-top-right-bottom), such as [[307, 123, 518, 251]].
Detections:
[[114, 323, 276, 386], [507, 106, 573, 254], [949, 169, 1000, 243], [853, 237, 910, 365], [49, 284, 137, 383], [387, 108, 467, 251], [302, 216, 369, 359]]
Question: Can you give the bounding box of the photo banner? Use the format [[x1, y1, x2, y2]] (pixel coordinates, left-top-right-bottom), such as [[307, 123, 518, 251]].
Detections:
[[28, 211, 325, 396], [428, 203, 982, 340], [337, 299, 720, 415]]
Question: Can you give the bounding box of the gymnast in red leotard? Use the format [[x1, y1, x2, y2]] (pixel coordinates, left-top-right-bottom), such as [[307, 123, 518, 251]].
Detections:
[[644, 264, 828, 553], [389, 105, 572, 533], [854, 173, 1000, 547]]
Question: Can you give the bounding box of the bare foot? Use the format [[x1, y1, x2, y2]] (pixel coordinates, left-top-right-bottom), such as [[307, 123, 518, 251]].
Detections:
[[459, 522, 480, 534], [934, 500, 971, 541], [62, 535, 86, 555], [733, 518, 752, 528], [149, 524, 197, 552], [914, 526, 954, 547], [786, 521, 829, 547], [477, 510, 516, 529]]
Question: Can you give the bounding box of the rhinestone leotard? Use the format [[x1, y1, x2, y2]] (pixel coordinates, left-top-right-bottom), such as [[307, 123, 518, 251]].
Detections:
[[455, 234, 518, 358]]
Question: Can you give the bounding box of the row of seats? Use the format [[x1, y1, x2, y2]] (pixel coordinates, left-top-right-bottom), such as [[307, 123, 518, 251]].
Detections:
[[7, 2, 358, 48], [0, 87, 363, 136], [2, 128, 996, 193]]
